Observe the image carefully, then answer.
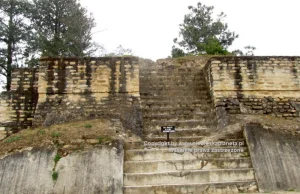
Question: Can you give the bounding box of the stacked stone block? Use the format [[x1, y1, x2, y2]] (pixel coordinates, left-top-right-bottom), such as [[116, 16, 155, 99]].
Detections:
[[34, 57, 142, 135], [204, 56, 300, 117], [1, 68, 39, 133]]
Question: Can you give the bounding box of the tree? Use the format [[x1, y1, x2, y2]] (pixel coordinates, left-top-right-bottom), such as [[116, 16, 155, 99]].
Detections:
[[31, 0, 96, 57], [0, 0, 34, 91], [105, 45, 134, 57], [232, 46, 256, 56], [172, 2, 238, 57]]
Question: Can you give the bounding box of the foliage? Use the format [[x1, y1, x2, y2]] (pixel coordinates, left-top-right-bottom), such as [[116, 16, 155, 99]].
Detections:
[[171, 46, 185, 58], [54, 154, 61, 164], [5, 135, 21, 143], [105, 45, 134, 57], [232, 45, 256, 56], [0, 0, 37, 90], [84, 124, 92, 128], [31, 0, 97, 57], [52, 171, 59, 181], [172, 2, 238, 57]]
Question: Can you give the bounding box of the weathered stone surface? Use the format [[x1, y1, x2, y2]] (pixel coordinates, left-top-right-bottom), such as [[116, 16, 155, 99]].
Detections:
[[0, 144, 123, 194], [205, 56, 300, 118], [244, 123, 300, 192]]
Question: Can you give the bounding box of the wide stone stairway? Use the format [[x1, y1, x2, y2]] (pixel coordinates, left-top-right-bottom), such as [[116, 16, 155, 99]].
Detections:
[[123, 60, 258, 193]]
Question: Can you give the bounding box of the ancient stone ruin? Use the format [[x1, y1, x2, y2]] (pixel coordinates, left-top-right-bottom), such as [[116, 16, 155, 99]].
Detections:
[[0, 56, 300, 193]]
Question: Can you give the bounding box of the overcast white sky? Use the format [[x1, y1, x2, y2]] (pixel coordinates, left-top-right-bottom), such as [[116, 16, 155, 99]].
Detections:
[[80, 0, 300, 61]]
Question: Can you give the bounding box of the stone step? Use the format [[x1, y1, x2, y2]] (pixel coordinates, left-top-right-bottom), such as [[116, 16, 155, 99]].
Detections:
[[124, 168, 255, 186], [140, 95, 212, 100], [124, 158, 253, 173], [140, 74, 205, 77], [141, 98, 212, 104], [140, 86, 209, 90], [140, 80, 207, 84], [123, 181, 258, 194], [143, 127, 212, 137], [140, 78, 206, 81], [142, 74, 206, 78], [142, 104, 210, 109], [142, 114, 212, 122], [142, 102, 211, 108], [125, 147, 249, 161], [129, 137, 246, 145], [142, 108, 211, 115], [140, 91, 210, 95], [141, 99, 211, 104], [144, 135, 206, 142], [126, 140, 247, 150], [143, 120, 215, 131], [142, 111, 210, 117]]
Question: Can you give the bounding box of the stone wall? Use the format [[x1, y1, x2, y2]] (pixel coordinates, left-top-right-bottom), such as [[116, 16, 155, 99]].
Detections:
[[0, 145, 124, 194], [0, 68, 38, 134], [204, 56, 300, 117], [0, 92, 12, 139], [3, 56, 300, 134], [34, 57, 142, 135], [244, 123, 300, 192]]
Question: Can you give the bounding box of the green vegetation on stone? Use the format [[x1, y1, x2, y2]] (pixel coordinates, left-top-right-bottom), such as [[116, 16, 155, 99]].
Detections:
[[5, 135, 21, 143], [54, 154, 62, 164], [52, 171, 59, 181], [98, 136, 111, 144]]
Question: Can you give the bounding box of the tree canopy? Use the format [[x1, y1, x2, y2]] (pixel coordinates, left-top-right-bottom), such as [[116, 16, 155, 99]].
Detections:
[[172, 2, 239, 57], [0, 0, 34, 90], [31, 0, 96, 57], [0, 0, 99, 91]]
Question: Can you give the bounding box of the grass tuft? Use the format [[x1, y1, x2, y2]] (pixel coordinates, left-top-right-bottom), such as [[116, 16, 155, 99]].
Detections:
[[52, 171, 59, 181], [54, 154, 61, 164]]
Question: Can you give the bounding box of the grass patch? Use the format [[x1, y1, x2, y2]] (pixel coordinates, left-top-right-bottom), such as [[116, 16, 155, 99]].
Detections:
[[5, 135, 21, 143], [37, 129, 46, 135], [52, 171, 59, 181], [51, 131, 60, 138], [0, 118, 117, 157], [98, 136, 112, 144], [84, 124, 92, 128]]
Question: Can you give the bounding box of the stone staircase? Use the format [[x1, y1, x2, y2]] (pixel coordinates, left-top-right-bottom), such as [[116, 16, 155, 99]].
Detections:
[[123, 61, 258, 193]]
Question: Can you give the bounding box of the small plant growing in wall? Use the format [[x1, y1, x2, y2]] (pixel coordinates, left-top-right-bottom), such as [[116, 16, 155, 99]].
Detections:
[[52, 171, 59, 181], [54, 154, 62, 164], [51, 153, 62, 182]]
